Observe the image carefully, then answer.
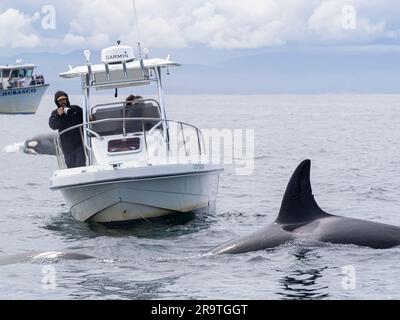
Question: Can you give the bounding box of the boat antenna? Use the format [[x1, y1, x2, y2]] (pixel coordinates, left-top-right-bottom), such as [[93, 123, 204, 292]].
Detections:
[[131, 0, 147, 78], [131, 0, 141, 46]]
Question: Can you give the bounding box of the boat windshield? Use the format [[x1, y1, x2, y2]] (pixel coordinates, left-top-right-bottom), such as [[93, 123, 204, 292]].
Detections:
[[90, 99, 162, 136], [1, 69, 10, 78], [9, 68, 33, 78], [0, 67, 44, 88]]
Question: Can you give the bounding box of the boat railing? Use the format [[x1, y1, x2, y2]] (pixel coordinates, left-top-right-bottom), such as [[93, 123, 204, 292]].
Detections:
[[1, 75, 45, 89], [54, 118, 206, 169], [31, 75, 45, 85]]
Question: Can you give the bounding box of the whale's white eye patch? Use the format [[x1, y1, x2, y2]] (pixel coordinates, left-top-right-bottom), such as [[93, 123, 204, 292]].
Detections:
[[32, 251, 64, 259], [28, 141, 38, 148]]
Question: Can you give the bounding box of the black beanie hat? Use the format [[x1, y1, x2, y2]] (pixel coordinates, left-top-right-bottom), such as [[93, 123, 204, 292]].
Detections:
[[54, 91, 70, 106]]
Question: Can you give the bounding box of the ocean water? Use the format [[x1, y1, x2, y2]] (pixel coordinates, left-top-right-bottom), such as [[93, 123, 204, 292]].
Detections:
[[1, 94, 400, 299]]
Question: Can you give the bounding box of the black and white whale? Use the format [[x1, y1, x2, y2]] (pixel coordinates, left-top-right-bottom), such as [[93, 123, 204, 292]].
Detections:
[[0, 251, 94, 266], [209, 159, 400, 254], [23, 132, 57, 155]]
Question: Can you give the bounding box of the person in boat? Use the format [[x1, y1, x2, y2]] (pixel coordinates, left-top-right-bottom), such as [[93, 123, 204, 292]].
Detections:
[[125, 94, 143, 106], [18, 77, 27, 87], [8, 77, 15, 89], [49, 91, 85, 168]]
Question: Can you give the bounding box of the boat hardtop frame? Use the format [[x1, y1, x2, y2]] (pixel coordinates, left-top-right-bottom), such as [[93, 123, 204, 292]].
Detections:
[[54, 45, 206, 170]]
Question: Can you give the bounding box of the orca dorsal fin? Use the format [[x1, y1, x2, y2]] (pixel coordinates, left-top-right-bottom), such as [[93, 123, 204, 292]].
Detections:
[[275, 159, 329, 224]]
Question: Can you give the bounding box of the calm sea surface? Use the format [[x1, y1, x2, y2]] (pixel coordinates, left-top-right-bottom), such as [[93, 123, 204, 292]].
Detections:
[[1, 94, 400, 299]]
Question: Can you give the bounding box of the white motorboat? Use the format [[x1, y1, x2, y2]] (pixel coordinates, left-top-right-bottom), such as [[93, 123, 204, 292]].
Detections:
[[0, 60, 49, 114], [50, 43, 223, 223]]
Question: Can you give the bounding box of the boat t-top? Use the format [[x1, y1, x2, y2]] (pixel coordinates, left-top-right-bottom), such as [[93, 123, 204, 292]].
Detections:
[[49, 43, 223, 223], [0, 60, 49, 114]]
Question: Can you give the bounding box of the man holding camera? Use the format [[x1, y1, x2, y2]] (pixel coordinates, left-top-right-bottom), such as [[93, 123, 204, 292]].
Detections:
[[49, 91, 85, 168]]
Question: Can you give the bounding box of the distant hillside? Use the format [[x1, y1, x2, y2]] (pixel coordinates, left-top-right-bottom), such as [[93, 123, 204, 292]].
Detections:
[[1, 47, 399, 94]]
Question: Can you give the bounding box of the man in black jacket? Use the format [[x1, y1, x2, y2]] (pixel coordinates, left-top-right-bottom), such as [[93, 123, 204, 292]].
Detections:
[[49, 91, 85, 168]]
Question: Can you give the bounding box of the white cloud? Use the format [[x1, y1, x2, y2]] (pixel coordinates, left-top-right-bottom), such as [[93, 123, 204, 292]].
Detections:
[[0, 8, 41, 48], [2, 0, 400, 51], [63, 33, 85, 46], [307, 0, 385, 43], [87, 33, 111, 48]]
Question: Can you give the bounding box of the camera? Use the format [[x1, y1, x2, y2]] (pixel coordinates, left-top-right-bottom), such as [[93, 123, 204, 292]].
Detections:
[[64, 107, 72, 116]]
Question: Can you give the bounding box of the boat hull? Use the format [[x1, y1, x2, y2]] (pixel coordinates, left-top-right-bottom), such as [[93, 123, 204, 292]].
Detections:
[[55, 168, 221, 223], [0, 84, 49, 114]]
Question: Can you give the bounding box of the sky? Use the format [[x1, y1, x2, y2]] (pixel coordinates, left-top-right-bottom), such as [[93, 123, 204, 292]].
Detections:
[[1, 0, 400, 93]]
